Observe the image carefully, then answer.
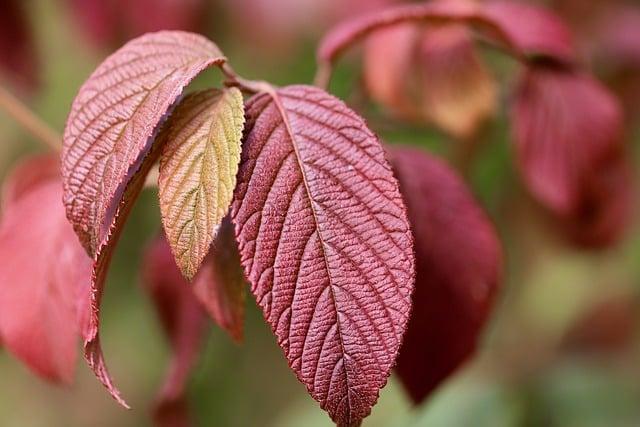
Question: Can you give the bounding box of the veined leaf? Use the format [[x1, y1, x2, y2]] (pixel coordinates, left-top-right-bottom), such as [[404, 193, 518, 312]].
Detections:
[[389, 147, 501, 404], [232, 85, 415, 426], [62, 31, 225, 255], [61, 31, 226, 406], [193, 217, 246, 342], [158, 88, 244, 280], [0, 155, 91, 384]]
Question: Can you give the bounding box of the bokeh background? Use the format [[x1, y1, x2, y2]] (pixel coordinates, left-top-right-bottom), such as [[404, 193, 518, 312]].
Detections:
[[0, 0, 639, 426]]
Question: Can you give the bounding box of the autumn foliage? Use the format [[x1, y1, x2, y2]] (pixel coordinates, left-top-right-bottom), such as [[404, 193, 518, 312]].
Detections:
[[0, 0, 637, 426]]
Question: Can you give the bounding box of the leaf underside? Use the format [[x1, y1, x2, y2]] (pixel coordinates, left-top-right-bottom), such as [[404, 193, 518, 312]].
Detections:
[[193, 217, 246, 342], [232, 84, 415, 426], [158, 88, 245, 280], [61, 30, 226, 406], [389, 147, 501, 403]]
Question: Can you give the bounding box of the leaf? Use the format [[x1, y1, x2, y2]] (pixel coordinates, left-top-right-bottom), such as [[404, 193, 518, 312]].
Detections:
[[389, 147, 502, 404], [363, 23, 497, 138], [316, 0, 576, 79], [61, 31, 226, 405], [0, 0, 39, 91], [193, 217, 246, 342], [481, 1, 575, 63], [511, 66, 631, 246], [142, 234, 208, 427], [232, 85, 415, 426], [0, 155, 92, 384], [158, 88, 245, 280]]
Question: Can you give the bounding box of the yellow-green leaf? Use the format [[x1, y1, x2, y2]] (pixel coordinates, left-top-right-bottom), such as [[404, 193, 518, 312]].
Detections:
[[158, 88, 244, 280]]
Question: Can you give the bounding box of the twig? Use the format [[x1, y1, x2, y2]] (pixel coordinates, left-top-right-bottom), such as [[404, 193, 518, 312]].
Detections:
[[0, 85, 61, 151]]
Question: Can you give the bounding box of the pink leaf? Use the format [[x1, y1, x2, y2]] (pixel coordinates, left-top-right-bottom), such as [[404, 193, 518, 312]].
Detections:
[[389, 147, 502, 404], [317, 0, 576, 71], [142, 235, 208, 427], [482, 0, 575, 63], [232, 85, 415, 426], [0, 0, 39, 91], [61, 31, 226, 406], [0, 155, 91, 384], [193, 218, 246, 343], [511, 66, 631, 246], [364, 22, 497, 138]]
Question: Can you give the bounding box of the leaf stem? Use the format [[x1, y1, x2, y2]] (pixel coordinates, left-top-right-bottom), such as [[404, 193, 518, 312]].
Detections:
[[220, 63, 273, 94], [0, 85, 61, 151]]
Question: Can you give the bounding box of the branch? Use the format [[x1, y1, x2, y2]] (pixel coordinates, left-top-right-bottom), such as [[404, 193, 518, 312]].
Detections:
[[0, 85, 61, 151]]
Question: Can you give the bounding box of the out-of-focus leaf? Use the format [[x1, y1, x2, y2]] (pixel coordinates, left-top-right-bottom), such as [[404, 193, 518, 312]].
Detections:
[[317, 0, 576, 72], [142, 235, 208, 427], [0, 0, 39, 91], [61, 31, 226, 406], [158, 88, 244, 280], [0, 155, 91, 384], [364, 23, 497, 138], [193, 218, 246, 342], [511, 67, 631, 247], [232, 85, 415, 426], [482, 0, 575, 64], [389, 147, 501, 404], [562, 293, 637, 354]]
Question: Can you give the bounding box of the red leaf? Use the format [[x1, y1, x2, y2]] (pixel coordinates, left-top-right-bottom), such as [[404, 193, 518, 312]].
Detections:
[[232, 85, 415, 426], [0, 155, 91, 384], [61, 31, 226, 405], [511, 67, 631, 246], [142, 235, 208, 427], [0, 0, 39, 91], [193, 218, 246, 343], [481, 0, 575, 63], [363, 22, 497, 138], [389, 147, 502, 404], [562, 293, 637, 354], [317, 0, 575, 71]]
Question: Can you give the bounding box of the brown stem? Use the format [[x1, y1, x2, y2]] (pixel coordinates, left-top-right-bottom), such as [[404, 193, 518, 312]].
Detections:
[[220, 63, 273, 95], [0, 85, 61, 151]]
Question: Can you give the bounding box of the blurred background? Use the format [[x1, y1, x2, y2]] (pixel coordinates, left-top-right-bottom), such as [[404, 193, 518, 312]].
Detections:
[[0, 0, 639, 426]]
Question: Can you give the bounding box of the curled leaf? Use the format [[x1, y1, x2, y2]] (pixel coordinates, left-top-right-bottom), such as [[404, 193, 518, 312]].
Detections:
[[0, 155, 91, 384], [389, 147, 502, 403], [364, 23, 497, 138], [317, 0, 576, 77], [62, 31, 226, 405], [142, 235, 208, 427], [511, 67, 631, 246], [481, 0, 575, 64], [193, 218, 246, 342], [232, 85, 415, 426], [158, 88, 244, 280]]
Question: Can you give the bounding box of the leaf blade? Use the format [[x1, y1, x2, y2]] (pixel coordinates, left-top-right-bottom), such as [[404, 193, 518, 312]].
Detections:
[[61, 31, 226, 406], [62, 30, 226, 255], [232, 85, 415, 426], [158, 88, 244, 280], [193, 217, 246, 342], [0, 155, 91, 384], [389, 147, 502, 403]]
